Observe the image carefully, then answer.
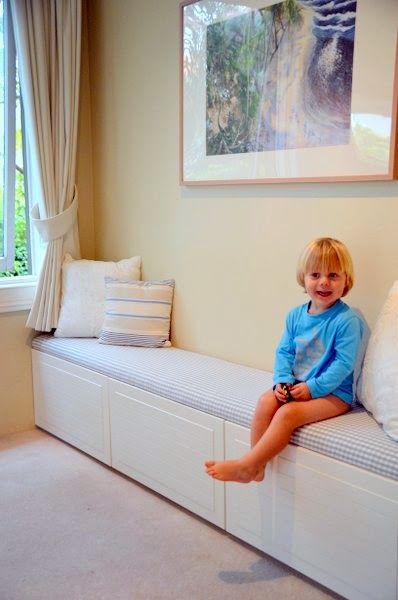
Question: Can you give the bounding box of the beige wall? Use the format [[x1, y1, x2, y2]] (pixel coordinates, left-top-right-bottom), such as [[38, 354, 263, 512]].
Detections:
[[87, 0, 398, 370], [76, 0, 95, 260], [0, 4, 95, 436], [0, 312, 35, 435], [3, 0, 397, 435]]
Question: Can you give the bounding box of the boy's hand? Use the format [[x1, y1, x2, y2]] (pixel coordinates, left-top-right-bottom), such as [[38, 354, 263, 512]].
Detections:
[[274, 383, 292, 403], [290, 382, 312, 401]]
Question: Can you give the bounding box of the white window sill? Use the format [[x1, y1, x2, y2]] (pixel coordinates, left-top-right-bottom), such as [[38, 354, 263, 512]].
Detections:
[[0, 278, 37, 313]]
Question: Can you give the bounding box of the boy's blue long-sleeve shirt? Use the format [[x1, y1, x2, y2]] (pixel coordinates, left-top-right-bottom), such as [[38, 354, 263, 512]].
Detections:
[[273, 300, 365, 404]]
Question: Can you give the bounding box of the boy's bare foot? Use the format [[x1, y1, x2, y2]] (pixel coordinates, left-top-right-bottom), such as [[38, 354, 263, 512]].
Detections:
[[254, 467, 265, 482], [204, 459, 258, 483]]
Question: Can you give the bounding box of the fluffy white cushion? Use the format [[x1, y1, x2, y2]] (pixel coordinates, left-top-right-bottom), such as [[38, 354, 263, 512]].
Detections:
[[54, 254, 141, 338], [357, 281, 398, 441], [99, 278, 174, 347]]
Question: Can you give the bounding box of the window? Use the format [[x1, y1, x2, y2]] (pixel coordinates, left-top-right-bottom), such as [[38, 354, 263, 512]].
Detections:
[[0, 0, 38, 312], [0, 0, 31, 279]]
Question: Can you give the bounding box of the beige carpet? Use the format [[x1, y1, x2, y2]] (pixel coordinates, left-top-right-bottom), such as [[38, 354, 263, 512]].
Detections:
[[0, 429, 342, 600]]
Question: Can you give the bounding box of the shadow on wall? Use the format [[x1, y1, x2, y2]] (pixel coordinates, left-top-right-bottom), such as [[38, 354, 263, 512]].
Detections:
[[180, 181, 398, 201]]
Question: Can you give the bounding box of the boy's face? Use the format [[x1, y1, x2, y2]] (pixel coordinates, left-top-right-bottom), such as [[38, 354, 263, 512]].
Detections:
[[304, 269, 346, 314]]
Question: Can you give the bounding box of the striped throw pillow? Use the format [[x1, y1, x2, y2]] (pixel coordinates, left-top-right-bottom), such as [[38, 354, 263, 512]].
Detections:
[[99, 278, 175, 347]]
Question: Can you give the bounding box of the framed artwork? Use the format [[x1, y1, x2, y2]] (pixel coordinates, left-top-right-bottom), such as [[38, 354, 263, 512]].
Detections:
[[180, 0, 398, 185]]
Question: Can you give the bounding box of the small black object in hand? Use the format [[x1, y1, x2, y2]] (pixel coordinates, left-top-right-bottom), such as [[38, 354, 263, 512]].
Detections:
[[281, 383, 294, 402]]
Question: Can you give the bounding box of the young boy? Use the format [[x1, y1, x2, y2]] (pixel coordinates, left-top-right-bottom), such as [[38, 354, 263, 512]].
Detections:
[[205, 237, 365, 483]]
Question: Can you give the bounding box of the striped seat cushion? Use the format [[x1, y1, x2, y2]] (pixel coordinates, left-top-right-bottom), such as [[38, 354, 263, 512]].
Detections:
[[32, 334, 398, 480]]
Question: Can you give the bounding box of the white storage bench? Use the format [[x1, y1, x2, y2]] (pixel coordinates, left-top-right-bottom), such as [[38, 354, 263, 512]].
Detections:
[[31, 335, 398, 600]]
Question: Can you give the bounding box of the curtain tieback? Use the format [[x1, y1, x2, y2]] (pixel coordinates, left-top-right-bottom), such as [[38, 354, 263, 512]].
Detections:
[[30, 187, 78, 242]]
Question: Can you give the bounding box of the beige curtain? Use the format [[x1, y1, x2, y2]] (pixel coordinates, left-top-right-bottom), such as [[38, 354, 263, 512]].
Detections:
[[10, 0, 82, 331]]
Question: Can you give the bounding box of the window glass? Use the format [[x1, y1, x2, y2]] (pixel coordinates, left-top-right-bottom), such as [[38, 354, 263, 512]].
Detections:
[[0, 0, 30, 279]]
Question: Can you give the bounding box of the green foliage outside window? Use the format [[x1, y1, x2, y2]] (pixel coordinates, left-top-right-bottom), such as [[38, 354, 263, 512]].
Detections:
[[0, 127, 28, 278]]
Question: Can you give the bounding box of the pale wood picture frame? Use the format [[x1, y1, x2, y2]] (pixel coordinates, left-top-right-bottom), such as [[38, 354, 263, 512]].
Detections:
[[180, 0, 398, 185]]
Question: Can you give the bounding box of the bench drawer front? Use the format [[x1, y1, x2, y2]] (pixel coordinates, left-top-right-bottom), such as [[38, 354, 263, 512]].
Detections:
[[225, 422, 398, 600], [32, 351, 111, 465], [225, 422, 273, 550], [109, 379, 225, 527], [274, 451, 397, 600]]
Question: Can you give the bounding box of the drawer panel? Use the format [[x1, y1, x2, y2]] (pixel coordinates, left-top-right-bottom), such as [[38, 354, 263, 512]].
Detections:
[[109, 379, 225, 527], [225, 421, 398, 600], [32, 351, 110, 464], [225, 422, 273, 550]]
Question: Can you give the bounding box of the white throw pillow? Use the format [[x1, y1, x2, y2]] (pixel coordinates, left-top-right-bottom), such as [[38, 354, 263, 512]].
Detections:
[[357, 281, 398, 441], [54, 254, 141, 338], [99, 278, 174, 347]]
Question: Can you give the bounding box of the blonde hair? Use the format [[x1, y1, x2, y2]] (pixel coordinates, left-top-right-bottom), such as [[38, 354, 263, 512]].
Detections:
[[296, 237, 354, 297]]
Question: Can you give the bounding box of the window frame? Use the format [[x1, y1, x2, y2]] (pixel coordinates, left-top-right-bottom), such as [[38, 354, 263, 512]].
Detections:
[[0, 0, 16, 271], [0, 0, 40, 312], [0, 275, 36, 312]]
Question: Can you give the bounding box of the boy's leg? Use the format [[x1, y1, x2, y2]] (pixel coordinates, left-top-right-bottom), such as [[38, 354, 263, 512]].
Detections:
[[205, 395, 349, 483], [250, 389, 281, 481], [205, 389, 279, 481], [250, 389, 281, 448]]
